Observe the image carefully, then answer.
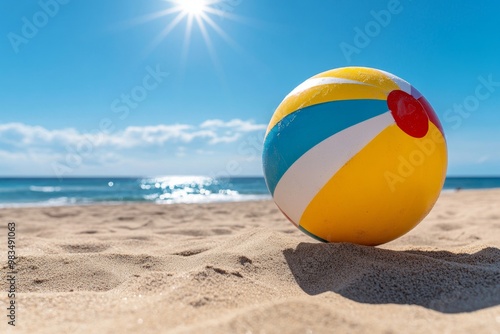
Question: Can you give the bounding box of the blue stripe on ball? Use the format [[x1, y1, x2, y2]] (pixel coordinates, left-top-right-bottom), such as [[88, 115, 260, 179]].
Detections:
[[263, 99, 389, 195]]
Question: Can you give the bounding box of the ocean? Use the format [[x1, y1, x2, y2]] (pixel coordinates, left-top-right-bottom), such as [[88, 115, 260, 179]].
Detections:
[[0, 176, 499, 207]]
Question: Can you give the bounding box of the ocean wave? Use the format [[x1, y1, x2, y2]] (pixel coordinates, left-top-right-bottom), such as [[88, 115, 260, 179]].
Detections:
[[153, 193, 271, 204], [0, 197, 79, 208], [29, 186, 62, 193], [0, 194, 272, 208]]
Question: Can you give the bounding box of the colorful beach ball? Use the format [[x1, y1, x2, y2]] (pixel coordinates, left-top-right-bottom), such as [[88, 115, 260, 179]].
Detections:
[[262, 67, 447, 246]]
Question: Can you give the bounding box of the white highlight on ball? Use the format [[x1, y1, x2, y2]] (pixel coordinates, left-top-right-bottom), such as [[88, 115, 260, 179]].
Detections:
[[285, 77, 376, 99], [377, 69, 412, 94]]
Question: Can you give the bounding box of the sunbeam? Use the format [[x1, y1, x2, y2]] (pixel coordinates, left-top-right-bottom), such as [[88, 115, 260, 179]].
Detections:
[[139, 0, 246, 63]]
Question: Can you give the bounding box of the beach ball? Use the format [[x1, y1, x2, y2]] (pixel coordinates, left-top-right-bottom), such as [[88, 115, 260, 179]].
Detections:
[[262, 67, 447, 246]]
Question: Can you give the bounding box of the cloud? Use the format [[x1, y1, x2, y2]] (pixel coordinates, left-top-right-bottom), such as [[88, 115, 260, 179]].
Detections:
[[101, 124, 215, 148], [0, 123, 81, 148], [200, 119, 267, 132], [0, 119, 267, 176], [0, 119, 266, 151]]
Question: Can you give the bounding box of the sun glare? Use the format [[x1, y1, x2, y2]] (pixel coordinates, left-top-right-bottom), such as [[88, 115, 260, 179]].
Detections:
[[178, 0, 207, 16], [132, 0, 246, 71]]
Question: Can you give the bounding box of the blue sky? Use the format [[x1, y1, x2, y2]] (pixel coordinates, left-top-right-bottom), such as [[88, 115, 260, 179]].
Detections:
[[0, 0, 499, 177]]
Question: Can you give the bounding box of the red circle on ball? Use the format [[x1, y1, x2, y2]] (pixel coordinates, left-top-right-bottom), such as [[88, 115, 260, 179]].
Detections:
[[387, 90, 429, 138]]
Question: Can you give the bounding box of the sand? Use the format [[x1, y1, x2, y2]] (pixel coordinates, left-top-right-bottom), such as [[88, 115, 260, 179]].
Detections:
[[0, 189, 499, 333]]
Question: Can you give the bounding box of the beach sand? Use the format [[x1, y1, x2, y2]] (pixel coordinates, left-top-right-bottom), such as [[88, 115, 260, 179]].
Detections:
[[0, 189, 499, 333]]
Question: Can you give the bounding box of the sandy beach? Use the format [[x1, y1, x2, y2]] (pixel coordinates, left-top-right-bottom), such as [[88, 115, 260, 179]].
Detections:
[[1, 189, 499, 333]]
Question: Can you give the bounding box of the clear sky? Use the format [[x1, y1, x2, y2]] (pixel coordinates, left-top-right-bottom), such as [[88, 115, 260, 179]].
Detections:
[[1, 0, 499, 177]]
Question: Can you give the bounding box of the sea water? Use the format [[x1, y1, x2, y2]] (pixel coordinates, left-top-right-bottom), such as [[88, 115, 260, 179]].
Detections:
[[0, 176, 498, 207]]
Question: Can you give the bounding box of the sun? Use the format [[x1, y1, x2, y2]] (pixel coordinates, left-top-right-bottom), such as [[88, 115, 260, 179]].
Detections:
[[178, 0, 207, 16], [131, 0, 244, 65]]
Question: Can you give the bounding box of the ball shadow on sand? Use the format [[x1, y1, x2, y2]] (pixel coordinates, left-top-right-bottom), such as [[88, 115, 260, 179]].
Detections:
[[283, 242, 500, 313]]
